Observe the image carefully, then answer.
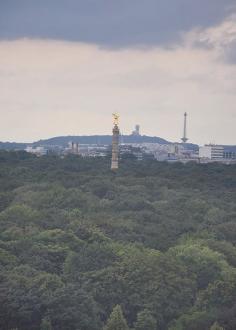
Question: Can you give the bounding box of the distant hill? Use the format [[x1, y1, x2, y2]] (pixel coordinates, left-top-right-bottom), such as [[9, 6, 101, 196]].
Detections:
[[0, 135, 170, 150], [33, 135, 170, 146], [31, 135, 200, 152], [0, 135, 234, 152], [0, 142, 28, 150], [174, 142, 199, 151]]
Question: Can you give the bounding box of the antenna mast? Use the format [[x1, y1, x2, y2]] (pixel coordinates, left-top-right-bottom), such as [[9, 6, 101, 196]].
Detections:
[[181, 112, 188, 143]]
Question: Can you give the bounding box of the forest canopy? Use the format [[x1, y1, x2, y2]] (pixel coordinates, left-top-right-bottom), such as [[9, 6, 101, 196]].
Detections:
[[0, 151, 236, 330]]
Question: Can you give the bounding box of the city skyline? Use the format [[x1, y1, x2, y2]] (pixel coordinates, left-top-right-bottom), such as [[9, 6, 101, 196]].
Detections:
[[0, 1, 236, 145]]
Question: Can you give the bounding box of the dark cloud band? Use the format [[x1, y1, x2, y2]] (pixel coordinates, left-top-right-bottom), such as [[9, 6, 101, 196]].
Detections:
[[0, 0, 235, 47]]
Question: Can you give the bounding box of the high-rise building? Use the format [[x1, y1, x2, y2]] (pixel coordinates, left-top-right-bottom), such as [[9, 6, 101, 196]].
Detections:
[[111, 114, 120, 170], [199, 144, 224, 160]]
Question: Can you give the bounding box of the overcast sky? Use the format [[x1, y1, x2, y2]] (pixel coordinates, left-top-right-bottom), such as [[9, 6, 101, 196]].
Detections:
[[0, 0, 236, 144]]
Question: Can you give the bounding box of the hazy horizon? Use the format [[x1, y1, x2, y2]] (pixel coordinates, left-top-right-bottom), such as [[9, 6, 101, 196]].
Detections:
[[1, 1, 236, 145]]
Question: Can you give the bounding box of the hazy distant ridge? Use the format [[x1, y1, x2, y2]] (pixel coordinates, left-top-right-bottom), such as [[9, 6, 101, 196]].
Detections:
[[0, 135, 169, 150], [0, 135, 235, 151], [34, 135, 170, 146]]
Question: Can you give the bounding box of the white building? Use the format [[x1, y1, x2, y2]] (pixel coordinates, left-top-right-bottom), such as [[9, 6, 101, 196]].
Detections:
[[25, 146, 48, 156], [199, 145, 224, 160]]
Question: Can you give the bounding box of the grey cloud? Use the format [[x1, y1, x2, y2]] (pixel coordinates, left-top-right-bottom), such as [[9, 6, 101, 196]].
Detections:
[[225, 40, 236, 64], [0, 0, 235, 47], [190, 38, 236, 64], [188, 15, 236, 64]]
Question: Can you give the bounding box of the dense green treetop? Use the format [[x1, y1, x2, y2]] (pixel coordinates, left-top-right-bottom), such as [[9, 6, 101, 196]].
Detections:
[[0, 152, 235, 329]]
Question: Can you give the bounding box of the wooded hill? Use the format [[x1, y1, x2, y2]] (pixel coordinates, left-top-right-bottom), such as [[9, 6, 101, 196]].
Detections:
[[0, 135, 170, 150], [0, 151, 235, 330]]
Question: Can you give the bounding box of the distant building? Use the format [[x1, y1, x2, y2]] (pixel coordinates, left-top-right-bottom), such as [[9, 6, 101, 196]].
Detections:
[[68, 141, 79, 155], [132, 125, 140, 136], [199, 145, 224, 160], [120, 144, 143, 161], [223, 146, 236, 160], [25, 146, 48, 156]]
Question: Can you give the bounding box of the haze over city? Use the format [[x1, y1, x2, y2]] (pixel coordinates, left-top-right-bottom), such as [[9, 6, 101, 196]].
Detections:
[[1, 1, 236, 145]]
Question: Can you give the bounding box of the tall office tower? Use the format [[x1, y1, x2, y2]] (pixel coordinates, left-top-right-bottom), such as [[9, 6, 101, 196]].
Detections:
[[181, 112, 188, 143], [111, 113, 120, 170]]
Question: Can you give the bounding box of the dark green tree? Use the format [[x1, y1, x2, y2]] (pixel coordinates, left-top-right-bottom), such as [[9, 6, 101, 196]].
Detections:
[[40, 317, 52, 330], [134, 309, 157, 330]]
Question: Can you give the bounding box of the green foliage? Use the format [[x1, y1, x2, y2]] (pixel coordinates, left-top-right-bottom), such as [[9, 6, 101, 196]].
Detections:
[[0, 153, 235, 329], [210, 322, 224, 330], [169, 242, 229, 289], [169, 309, 216, 330], [40, 317, 52, 330], [103, 305, 130, 330], [0, 204, 40, 231], [0, 247, 17, 266], [134, 309, 157, 330]]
